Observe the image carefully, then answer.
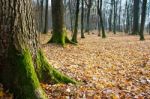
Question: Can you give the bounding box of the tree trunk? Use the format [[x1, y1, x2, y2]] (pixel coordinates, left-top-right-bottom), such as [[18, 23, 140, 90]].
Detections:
[[72, 0, 80, 43], [85, 0, 92, 34], [48, 0, 75, 46], [98, 18, 101, 36], [0, 0, 45, 98], [132, 0, 140, 35], [0, 0, 77, 98], [118, 0, 122, 31], [69, 0, 74, 32], [113, 0, 116, 34], [40, 0, 44, 33], [43, 0, 49, 34], [109, 0, 113, 32], [139, 0, 147, 40], [85, 7, 91, 34], [97, 0, 106, 38], [81, 0, 85, 38], [125, 1, 130, 34]]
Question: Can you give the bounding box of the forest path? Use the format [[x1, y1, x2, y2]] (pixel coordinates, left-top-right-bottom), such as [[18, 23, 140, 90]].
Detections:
[[41, 33, 150, 98]]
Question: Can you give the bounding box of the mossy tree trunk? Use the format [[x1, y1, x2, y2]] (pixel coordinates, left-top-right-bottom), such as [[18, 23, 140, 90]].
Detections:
[[71, 0, 80, 43], [48, 0, 74, 46], [0, 0, 77, 99]]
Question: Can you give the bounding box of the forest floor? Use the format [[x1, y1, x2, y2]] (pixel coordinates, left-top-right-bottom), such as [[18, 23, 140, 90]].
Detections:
[[41, 32, 150, 99]]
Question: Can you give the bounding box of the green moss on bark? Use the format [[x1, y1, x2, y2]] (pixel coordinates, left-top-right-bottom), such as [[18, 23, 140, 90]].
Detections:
[[48, 29, 76, 46], [12, 49, 47, 99], [48, 31, 66, 46], [36, 50, 78, 84]]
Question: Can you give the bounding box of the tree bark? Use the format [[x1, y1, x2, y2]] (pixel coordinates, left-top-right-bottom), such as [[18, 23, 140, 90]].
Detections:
[[43, 0, 49, 34], [0, 0, 46, 98], [125, 0, 130, 34], [72, 0, 80, 43], [98, 18, 101, 36], [0, 0, 77, 98], [69, 0, 74, 32], [97, 0, 106, 38], [132, 0, 140, 35], [48, 0, 75, 46], [85, 0, 92, 34], [118, 0, 122, 31], [109, 0, 113, 32], [40, 0, 44, 33], [139, 0, 147, 40], [81, 0, 85, 38], [113, 0, 116, 34]]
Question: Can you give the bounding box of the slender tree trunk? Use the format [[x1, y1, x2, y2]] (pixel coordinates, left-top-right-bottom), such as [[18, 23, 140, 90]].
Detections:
[[132, 0, 140, 35], [119, 0, 121, 31], [109, 0, 113, 32], [98, 18, 101, 36], [69, 0, 74, 32], [85, 7, 91, 34], [43, 0, 49, 34], [0, 0, 77, 98], [85, 0, 92, 34], [149, 23, 150, 35], [72, 0, 80, 43], [81, 0, 85, 38], [97, 0, 106, 38], [40, 0, 44, 33], [139, 0, 147, 40], [126, 2, 130, 34], [48, 0, 75, 45], [113, 0, 116, 34]]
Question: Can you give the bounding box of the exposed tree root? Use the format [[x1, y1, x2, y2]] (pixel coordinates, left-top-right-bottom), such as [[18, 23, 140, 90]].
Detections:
[[48, 30, 76, 46], [11, 49, 47, 99], [36, 50, 78, 84]]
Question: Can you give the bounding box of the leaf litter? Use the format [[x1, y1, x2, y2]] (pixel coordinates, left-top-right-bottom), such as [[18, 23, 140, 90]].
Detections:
[[41, 33, 150, 99]]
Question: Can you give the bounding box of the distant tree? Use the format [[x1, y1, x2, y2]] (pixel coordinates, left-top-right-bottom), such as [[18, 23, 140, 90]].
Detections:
[[113, 0, 116, 34], [132, 0, 140, 35], [139, 0, 147, 40], [48, 0, 75, 45], [43, 0, 49, 33], [98, 17, 101, 36], [109, 0, 113, 32], [40, 0, 44, 32], [68, 0, 74, 32], [118, 0, 122, 31], [85, 0, 93, 34], [81, 0, 85, 38], [125, 0, 130, 34], [97, 0, 106, 38], [72, 0, 80, 43]]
